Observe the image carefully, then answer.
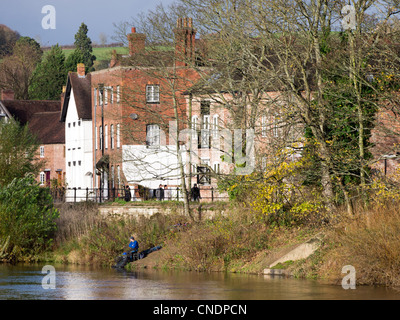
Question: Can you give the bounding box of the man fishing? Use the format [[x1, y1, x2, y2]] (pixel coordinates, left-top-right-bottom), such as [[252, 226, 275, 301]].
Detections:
[[113, 236, 162, 269], [128, 236, 139, 258]]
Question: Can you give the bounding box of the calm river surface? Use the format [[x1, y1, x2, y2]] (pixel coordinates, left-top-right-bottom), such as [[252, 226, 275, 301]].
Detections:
[[0, 263, 399, 300]]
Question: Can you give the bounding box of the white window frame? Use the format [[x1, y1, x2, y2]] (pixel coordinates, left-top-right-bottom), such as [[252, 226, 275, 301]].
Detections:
[[273, 114, 279, 138], [40, 172, 45, 185], [105, 124, 108, 149], [198, 158, 211, 185], [146, 124, 160, 147], [95, 126, 98, 150], [94, 88, 97, 106], [146, 85, 160, 103], [117, 124, 120, 148], [99, 126, 103, 150], [212, 114, 219, 138], [213, 162, 220, 174], [40, 146, 45, 158], [111, 165, 115, 188], [261, 115, 267, 137], [99, 89, 103, 106], [117, 165, 121, 188], [117, 85, 120, 103], [110, 124, 114, 149], [191, 116, 198, 139], [201, 115, 210, 148]]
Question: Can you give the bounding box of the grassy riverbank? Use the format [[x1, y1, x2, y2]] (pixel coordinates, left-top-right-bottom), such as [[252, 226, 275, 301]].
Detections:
[[44, 200, 400, 290]]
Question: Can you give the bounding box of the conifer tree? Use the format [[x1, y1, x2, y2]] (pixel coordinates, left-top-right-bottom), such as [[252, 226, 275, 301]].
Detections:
[[29, 44, 67, 100], [65, 23, 96, 72]]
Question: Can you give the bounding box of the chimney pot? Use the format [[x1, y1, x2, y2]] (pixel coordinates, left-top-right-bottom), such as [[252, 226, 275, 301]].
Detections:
[[77, 63, 86, 77], [1, 89, 15, 101], [127, 30, 146, 56]]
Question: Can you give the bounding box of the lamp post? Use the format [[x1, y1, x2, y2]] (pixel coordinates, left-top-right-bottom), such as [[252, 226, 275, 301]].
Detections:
[[98, 83, 105, 201], [98, 83, 105, 157]]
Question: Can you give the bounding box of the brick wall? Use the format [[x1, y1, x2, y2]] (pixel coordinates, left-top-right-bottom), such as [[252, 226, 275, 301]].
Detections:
[[36, 143, 66, 186]]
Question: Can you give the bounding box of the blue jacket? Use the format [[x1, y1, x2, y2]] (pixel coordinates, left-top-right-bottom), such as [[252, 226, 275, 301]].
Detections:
[[129, 240, 139, 252]]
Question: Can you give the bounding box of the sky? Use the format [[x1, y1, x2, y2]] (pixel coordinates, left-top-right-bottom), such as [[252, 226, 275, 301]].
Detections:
[[0, 0, 176, 46]]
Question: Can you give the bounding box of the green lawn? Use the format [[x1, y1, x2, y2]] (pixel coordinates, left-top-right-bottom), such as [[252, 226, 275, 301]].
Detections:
[[42, 46, 128, 61], [61, 46, 129, 61]]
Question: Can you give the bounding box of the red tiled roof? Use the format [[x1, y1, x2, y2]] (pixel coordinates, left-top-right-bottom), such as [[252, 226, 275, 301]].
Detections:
[[28, 111, 65, 144], [0, 100, 61, 125], [61, 72, 92, 121]]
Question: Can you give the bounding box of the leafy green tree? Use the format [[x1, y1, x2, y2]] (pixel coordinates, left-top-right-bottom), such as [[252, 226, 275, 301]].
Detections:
[[0, 120, 44, 187], [65, 23, 96, 72], [29, 44, 67, 100], [0, 175, 59, 261]]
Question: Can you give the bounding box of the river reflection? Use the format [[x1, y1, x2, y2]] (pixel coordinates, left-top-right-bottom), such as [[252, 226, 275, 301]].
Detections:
[[0, 263, 399, 300]]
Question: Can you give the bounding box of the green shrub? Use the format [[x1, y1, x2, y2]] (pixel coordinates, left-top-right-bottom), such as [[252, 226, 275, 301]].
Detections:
[[0, 175, 59, 261]]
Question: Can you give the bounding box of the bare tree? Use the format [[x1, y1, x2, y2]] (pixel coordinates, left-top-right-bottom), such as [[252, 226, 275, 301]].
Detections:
[[0, 38, 42, 99], [99, 33, 108, 46], [180, 0, 400, 214], [112, 0, 400, 217]]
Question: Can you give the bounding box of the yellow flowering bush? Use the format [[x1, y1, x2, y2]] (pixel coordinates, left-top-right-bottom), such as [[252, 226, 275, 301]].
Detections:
[[249, 157, 325, 226], [368, 166, 400, 208]]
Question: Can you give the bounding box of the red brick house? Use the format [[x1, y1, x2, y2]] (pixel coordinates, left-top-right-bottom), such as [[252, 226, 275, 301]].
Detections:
[[370, 105, 400, 177], [89, 18, 202, 199], [0, 90, 65, 187], [28, 111, 65, 186]]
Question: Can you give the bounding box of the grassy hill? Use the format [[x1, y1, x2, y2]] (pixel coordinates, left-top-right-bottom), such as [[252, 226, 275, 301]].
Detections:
[[60, 46, 129, 61], [42, 45, 129, 71]]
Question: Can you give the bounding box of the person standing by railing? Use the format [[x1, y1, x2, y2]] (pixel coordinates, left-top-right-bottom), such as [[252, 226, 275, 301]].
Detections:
[[156, 184, 164, 201], [164, 185, 171, 201], [124, 185, 132, 202], [191, 184, 201, 202]]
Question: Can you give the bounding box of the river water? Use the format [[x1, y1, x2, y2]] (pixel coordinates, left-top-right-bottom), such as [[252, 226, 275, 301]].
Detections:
[[0, 263, 399, 300]]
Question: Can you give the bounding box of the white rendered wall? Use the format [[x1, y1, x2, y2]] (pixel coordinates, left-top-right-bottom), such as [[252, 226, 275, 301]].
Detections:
[[65, 88, 93, 201], [122, 145, 187, 190]]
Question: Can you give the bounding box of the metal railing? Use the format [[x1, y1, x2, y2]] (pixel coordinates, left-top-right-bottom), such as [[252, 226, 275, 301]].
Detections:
[[51, 186, 229, 203]]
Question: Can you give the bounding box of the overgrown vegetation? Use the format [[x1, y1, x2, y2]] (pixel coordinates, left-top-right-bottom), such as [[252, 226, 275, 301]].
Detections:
[[52, 203, 189, 267], [0, 120, 43, 187], [50, 201, 317, 273], [0, 175, 59, 262], [3, 183, 400, 289]]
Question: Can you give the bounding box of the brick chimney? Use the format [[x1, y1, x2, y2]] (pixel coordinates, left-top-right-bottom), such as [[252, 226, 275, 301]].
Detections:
[[0, 89, 15, 101], [110, 49, 118, 68], [175, 17, 196, 67], [127, 27, 146, 56], [77, 63, 86, 77], [60, 86, 66, 110]]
